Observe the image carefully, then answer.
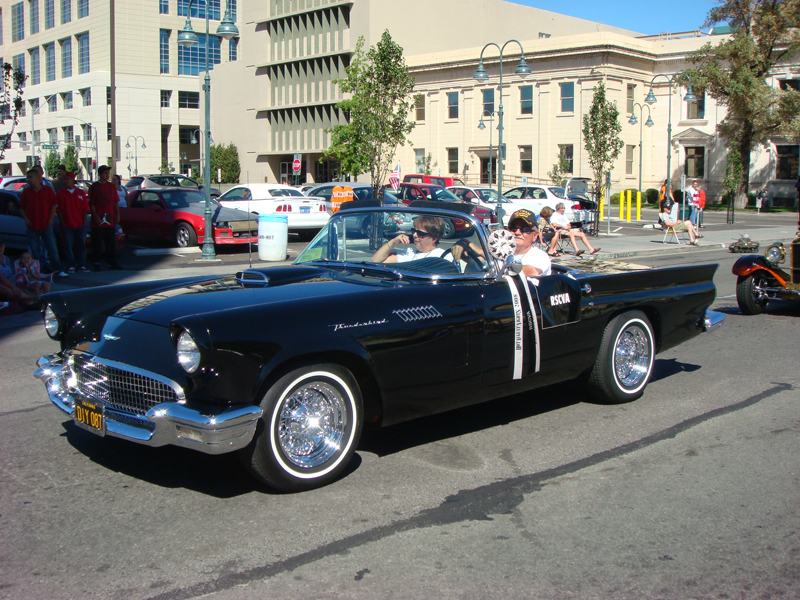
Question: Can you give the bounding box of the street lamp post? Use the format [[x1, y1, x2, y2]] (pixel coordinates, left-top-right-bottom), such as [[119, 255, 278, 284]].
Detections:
[[473, 40, 531, 224], [178, 0, 239, 261], [644, 73, 696, 214], [190, 128, 214, 180], [54, 115, 99, 179], [477, 111, 495, 187], [627, 102, 654, 193], [125, 135, 146, 176]]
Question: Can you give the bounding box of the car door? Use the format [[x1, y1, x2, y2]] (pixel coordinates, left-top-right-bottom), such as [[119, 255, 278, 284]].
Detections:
[[217, 186, 252, 212], [123, 191, 167, 237], [481, 270, 583, 386]]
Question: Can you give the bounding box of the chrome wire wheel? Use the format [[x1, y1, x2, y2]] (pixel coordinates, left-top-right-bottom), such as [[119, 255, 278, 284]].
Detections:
[[613, 323, 652, 390], [277, 380, 348, 469]]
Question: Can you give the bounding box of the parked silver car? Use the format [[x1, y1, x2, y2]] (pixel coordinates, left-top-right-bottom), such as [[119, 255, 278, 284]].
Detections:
[[124, 174, 221, 198]]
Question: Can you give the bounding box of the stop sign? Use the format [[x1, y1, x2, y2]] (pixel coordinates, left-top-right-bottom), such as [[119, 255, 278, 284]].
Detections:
[[292, 158, 301, 172]]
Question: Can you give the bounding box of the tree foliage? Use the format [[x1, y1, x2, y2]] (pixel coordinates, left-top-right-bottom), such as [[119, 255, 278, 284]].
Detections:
[[159, 158, 176, 175], [582, 81, 624, 194], [547, 151, 571, 187], [210, 142, 241, 183], [0, 63, 27, 161], [416, 152, 437, 175], [687, 0, 800, 208], [324, 31, 416, 200], [63, 145, 83, 179], [44, 151, 61, 178]]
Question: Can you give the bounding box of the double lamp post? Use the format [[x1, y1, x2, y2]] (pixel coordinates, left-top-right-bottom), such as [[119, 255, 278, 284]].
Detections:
[[178, 0, 238, 261]]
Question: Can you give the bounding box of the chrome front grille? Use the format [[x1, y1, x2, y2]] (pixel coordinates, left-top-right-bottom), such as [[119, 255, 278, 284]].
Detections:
[[72, 355, 178, 416]]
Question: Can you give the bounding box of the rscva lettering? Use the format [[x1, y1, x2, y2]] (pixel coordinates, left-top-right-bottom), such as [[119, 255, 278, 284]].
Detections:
[[550, 292, 570, 306]]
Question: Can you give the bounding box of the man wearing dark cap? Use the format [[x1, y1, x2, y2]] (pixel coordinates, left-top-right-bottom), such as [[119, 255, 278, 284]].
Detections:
[[506, 209, 551, 276], [53, 164, 68, 194], [57, 171, 90, 272], [88, 165, 122, 270]]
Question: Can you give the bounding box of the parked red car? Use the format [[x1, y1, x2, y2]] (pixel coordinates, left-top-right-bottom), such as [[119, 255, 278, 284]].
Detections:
[[392, 183, 496, 237], [120, 189, 258, 248]]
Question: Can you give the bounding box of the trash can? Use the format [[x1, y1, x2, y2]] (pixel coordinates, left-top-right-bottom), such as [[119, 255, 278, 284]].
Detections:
[[257, 214, 288, 261]]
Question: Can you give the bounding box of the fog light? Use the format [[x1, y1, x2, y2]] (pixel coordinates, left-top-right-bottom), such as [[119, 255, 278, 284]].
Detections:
[[175, 425, 203, 443]]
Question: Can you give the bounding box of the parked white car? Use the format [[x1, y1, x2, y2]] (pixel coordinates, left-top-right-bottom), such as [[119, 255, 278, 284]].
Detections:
[[447, 186, 528, 226], [295, 184, 318, 195], [503, 185, 589, 226], [217, 183, 330, 240]]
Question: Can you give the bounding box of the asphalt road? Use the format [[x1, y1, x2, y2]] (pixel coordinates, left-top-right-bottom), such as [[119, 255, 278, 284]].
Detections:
[[1, 248, 798, 600]]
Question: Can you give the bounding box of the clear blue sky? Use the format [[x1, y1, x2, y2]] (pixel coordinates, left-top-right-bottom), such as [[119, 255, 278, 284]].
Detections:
[[510, 0, 720, 36]]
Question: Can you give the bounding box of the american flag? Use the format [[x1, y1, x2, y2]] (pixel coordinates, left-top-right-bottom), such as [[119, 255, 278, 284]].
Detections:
[[389, 163, 400, 191]]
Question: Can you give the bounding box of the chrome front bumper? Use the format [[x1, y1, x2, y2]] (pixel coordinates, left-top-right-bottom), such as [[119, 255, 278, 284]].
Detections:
[[702, 309, 725, 332], [34, 354, 262, 454]]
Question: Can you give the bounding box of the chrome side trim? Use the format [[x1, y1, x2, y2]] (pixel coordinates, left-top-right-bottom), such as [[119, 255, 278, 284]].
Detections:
[[702, 310, 725, 332], [34, 354, 262, 455], [392, 306, 443, 322]]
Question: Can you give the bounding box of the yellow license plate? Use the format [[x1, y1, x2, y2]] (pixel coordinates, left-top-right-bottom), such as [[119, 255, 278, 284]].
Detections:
[[74, 398, 105, 435]]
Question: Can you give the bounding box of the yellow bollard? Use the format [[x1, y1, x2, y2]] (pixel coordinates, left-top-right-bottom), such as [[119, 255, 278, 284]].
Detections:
[[626, 189, 632, 222], [636, 191, 641, 221], [599, 189, 604, 220]]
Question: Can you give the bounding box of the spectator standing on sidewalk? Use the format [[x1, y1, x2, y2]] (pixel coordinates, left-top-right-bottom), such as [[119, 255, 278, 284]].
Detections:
[[20, 167, 67, 276], [57, 172, 90, 273], [697, 183, 706, 228], [52, 164, 68, 195], [112, 174, 128, 207], [688, 181, 701, 227], [88, 165, 122, 270]]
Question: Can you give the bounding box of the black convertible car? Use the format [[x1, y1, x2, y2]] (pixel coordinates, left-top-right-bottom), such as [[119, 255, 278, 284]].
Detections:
[[34, 202, 724, 492]]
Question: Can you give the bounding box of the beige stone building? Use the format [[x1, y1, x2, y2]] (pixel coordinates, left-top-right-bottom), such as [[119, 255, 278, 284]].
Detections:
[[0, 0, 241, 178]]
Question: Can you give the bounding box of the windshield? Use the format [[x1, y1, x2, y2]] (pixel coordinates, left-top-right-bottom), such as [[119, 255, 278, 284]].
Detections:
[[161, 190, 215, 208], [295, 209, 493, 276], [547, 187, 566, 199], [475, 189, 516, 203], [267, 188, 304, 197], [422, 187, 460, 201]]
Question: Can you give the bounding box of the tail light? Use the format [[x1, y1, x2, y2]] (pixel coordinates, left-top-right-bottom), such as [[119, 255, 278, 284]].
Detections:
[[276, 204, 292, 212], [319, 204, 327, 212], [571, 202, 581, 210]]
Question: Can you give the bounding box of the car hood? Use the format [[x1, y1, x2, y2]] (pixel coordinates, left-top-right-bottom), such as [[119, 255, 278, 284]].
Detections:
[[110, 265, 384, 327]]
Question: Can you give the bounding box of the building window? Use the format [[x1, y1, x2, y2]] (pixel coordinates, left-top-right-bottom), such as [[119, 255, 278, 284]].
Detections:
[[32, 129, 41, 145], [45, 43, 55, 81], [61, 91, 72, 109], [159, 0, 168, 14], [61, 37, 72, 78], [30, 48, 40, 85], [18, 132, 27, 149], [47, 94, 57, 112], [107, 122, 112, 141], [560, 82, 574, 113], [414, 94, 425, 121], [60, 0, 70, 24], [77, 33, 89, 73], [106, 86, 111, 104], [178, 0, 219, 20], [63, 125, 73, 144], [229, 0, 236, 19], [179, 127, 195, 144], [81, 123, 91, 143], [229, 37, 237, 62], [161, 90, 171, 107], [12, 2, 25, 42], [77, 0, 87, 18], [559, 144, 574, 173], [482, 88, 494, 115], [44, 0, 54, 29], [447, 91, 458, 120], [520, 145, 532, 174], [177, 33, 220, 76], [687, 91, 705, 119], [685, 146, 705, 178], [626, 144, 635, 175], [178, 90, 200, 108], [18, 100, 26, 117], [80, 87, 90, 106], [29, 0, 39, 35], [626, 84, 636, 115], [12, 54, 25, 87], [520, 85, 533, 115], [414, 148, 425, 172], [447, 148, 458, 174], [48, 127, 57, 143], [779, 79, 800, 92], [776, 145, 799, 180], [160, 29, 170, 74]]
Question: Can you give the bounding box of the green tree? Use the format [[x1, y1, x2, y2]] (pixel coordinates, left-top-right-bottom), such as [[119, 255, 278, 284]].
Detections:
[[582, 81, 624, 195], [688, 0, 800, 209], [0, 63, 27, 161], [416, 152, 437, 175], [209, 142, 240, 183], [159, 157, 176, 175], [62, 145, 83, 178], [547, 151, 571, 187], [324, 31, 416, 200], [44, 150, 62, 177]]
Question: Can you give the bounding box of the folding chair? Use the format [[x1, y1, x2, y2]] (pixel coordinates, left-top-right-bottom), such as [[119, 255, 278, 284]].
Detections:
[[661, 224, 689, 245]]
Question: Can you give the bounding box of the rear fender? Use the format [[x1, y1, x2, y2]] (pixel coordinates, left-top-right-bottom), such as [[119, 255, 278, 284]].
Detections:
[[732, 256, 788, 286]]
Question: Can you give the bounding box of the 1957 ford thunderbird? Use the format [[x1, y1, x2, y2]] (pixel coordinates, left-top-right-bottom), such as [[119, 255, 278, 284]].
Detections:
[[34, 201, 724, 492]]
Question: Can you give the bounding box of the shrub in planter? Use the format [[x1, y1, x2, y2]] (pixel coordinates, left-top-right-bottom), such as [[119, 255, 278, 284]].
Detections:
[[645, 188, 659, 204]]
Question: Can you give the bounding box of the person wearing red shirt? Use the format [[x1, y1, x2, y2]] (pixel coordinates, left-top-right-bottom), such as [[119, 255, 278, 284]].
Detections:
[[20, 167, 66, 276], [57, 172, 90, 273], [89, 165, 122, 270]]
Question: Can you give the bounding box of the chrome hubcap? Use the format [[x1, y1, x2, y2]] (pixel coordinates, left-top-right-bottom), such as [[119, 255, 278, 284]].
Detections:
[[752, 276, 768, 303], [278, 381, 348, 469], [614, 324, 651, 388]]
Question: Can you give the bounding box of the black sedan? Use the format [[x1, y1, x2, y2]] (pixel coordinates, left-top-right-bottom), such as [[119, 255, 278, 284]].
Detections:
[[34, 202, 724, 492]]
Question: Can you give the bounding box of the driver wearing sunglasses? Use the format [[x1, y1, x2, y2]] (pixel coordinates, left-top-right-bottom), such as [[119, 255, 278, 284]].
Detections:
[[372, 216, 453, 264], [505, 209, 551, 276]]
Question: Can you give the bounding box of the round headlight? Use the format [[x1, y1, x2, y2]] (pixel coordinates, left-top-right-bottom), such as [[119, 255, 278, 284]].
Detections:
[[176, 331, 201, 374], [44, 305, 61, 339], [764, 243, 785, 264]]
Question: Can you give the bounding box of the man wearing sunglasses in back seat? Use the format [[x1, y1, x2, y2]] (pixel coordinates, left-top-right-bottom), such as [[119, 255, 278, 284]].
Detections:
[[371, 216, 454, 264]]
